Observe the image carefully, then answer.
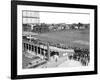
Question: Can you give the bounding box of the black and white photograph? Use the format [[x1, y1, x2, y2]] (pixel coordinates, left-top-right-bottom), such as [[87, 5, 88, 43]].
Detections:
[[22, 10, 90, 69], [11, 1, 97, 79]]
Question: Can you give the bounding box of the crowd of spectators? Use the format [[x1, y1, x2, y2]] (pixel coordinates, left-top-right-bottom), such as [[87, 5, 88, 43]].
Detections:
[[69, 48, 90, 66], [23, 35, 90, 66]]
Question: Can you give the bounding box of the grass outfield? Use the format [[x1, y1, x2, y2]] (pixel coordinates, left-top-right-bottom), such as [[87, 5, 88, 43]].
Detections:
[[33, 30, 90, 49]]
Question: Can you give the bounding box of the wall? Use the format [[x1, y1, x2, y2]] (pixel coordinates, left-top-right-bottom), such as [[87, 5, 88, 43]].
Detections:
[[0, 0, 99, 80]]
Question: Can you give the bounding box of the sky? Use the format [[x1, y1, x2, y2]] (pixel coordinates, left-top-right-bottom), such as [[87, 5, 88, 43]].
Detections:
[[39, 12, 90, 24]]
